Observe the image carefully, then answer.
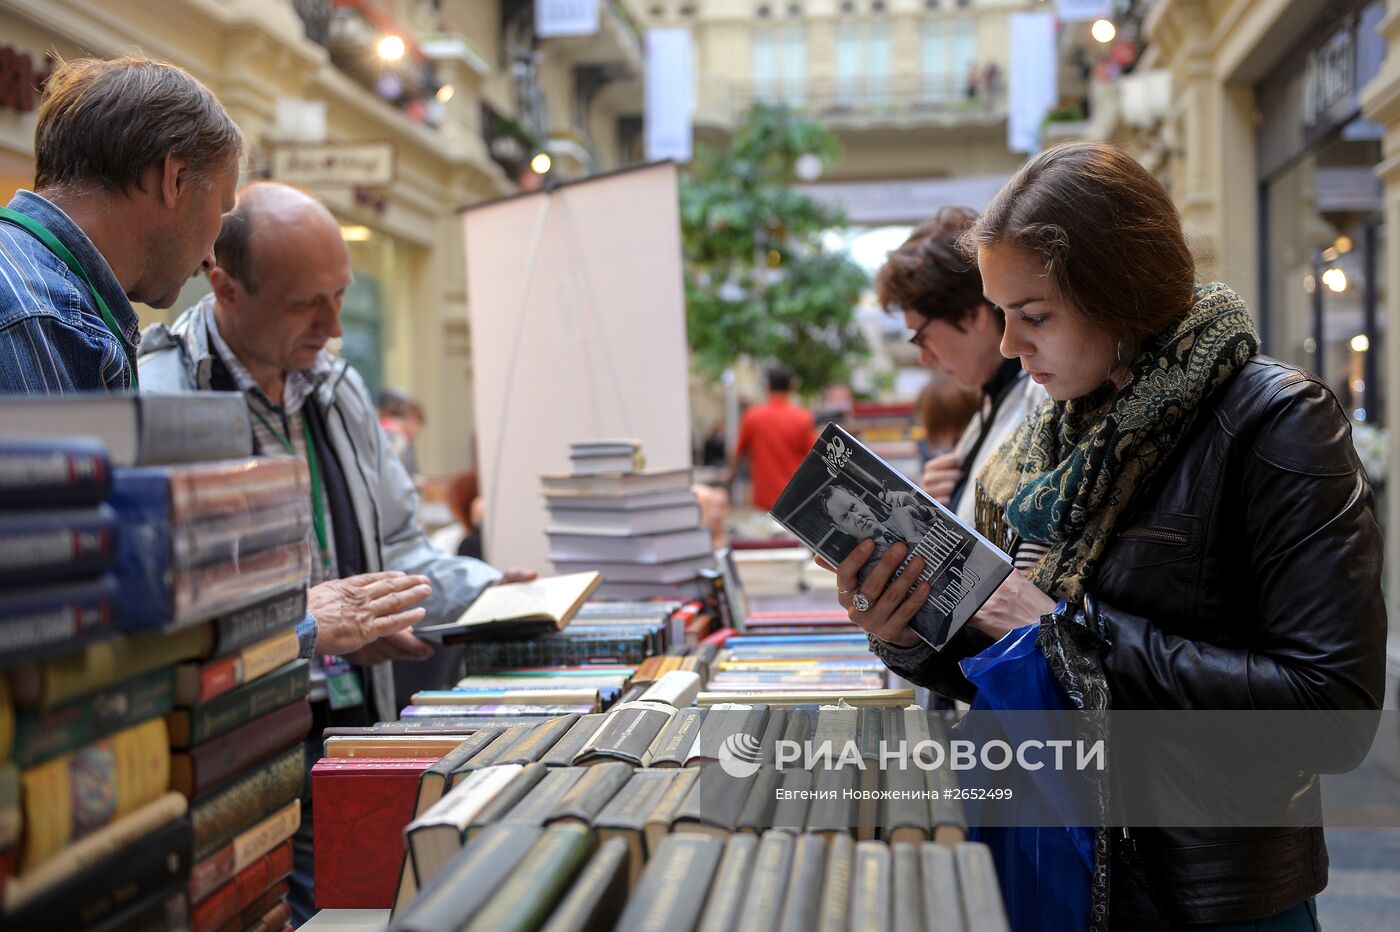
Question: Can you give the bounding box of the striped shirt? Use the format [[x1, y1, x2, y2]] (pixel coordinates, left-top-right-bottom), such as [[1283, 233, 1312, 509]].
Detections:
[[0, 191, 140, 393]]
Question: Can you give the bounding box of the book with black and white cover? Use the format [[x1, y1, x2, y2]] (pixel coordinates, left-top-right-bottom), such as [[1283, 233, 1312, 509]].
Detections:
[[769, 423, 1012, 651]]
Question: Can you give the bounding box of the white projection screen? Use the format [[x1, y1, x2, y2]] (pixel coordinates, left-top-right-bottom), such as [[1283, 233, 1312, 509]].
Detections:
[[463, 162, 692, 573]]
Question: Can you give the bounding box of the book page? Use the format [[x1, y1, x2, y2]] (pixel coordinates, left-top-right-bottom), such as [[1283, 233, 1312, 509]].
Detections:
[[455, 572, 602, 628]]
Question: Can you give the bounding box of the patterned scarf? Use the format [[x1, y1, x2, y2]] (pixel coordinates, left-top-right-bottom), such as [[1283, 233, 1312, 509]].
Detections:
[[974, 282, 1260, 602]]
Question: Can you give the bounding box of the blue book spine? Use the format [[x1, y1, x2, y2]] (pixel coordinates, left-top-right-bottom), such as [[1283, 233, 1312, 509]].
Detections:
[[0, 574, 118, 663], [107, 469, 175, 631], [0, 437, 112, 508], [0, 504, 118, 585]]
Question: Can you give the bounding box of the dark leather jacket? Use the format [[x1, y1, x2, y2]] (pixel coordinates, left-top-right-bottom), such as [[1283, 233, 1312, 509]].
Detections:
[[884, 357, 1387, 923]]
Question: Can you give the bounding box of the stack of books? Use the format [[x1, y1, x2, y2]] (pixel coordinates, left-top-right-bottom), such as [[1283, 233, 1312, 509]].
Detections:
[[417, 576, 689, 682], [0, 393, 312, 932], [847, 401, 923, 479], [542, 440, 715, 601], [698, 633, 896, 701]]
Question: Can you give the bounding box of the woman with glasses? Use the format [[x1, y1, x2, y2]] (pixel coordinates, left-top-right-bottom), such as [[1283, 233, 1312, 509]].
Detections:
[[876, 206, 1046, 527], [837, 143, 1385, 929]]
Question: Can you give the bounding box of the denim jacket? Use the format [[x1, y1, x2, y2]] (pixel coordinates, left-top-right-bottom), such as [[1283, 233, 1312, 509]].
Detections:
[[0, 191, 139, 394]]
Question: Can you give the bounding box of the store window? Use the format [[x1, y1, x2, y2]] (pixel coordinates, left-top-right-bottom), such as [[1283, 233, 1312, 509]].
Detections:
[[920, 18, 977, 103], [1258, 0, 1386, 434], [1264, 123, 1385, 424], [837, 22, 892, 103], [753, 25, 807, 103]]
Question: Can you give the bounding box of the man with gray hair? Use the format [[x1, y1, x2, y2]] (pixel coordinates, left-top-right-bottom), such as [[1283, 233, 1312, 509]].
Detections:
[[139, 181, 535, 921], [0, 56, 243, 393]]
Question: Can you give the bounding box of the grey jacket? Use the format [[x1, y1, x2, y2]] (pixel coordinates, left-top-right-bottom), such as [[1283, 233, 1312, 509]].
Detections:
[[137, 306, 501, 721]]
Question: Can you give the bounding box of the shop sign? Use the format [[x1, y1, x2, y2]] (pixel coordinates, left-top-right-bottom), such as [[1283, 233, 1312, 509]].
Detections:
[[1303, 20, 1356, 129], [0, 45, 52, 113], [271, 142, 396, 187]]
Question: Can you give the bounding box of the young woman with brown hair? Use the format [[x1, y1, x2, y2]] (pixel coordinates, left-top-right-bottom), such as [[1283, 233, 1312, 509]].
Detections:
[[835, 142, 1385, 929]]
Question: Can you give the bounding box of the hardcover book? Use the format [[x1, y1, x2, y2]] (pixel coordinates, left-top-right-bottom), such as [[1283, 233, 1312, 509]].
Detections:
[[417, 572, 602, 642], [769, 423, 1012, 650]]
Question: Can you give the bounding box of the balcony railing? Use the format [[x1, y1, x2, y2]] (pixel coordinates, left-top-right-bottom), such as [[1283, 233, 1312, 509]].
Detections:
[[696, 73, 1006, 129]]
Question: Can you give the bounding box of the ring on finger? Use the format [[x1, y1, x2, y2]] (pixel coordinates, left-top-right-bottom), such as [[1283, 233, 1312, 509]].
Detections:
[[852, 593, 872, 612], [837, 586, 851, 595]]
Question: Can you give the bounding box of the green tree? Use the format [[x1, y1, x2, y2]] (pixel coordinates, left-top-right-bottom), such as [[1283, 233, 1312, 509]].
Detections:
[[681, 104, 868, 395]]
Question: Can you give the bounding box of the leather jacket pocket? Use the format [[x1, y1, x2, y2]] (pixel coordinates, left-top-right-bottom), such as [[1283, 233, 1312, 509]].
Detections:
[[1113, 512, 1200, 569]]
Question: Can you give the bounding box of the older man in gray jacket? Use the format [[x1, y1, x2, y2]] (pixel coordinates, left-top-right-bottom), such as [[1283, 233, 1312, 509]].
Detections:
[[138, 181, 530, 921]]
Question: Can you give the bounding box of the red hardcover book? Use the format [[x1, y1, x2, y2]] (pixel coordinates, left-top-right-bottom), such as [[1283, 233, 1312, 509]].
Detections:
[[172, 701, 312, 799], [191, 840, 293, 932], [312, 757, 437, 909], [220, 879, 288, 931], [700, 627, 738, 647]]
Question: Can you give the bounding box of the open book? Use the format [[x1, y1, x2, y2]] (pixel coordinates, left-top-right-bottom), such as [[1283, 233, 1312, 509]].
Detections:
[[769, 423, 1012, 650], [418, 571, 602, 641]]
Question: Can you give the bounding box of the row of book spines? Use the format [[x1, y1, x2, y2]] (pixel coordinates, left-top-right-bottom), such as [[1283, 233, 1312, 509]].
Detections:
[[620, 832, 1009, 932], [191, 840, 293, 932], [0, 574, 303, 677], [387, 822, 1005, 932], [171, 699, 312, 800], [631, 654, 708, 687], [4, 696, 305, 897], [0, 439, 111, 509], [0, 641, 306, 770], [0, 502, 311, 587], [5, 591, 304, 711]]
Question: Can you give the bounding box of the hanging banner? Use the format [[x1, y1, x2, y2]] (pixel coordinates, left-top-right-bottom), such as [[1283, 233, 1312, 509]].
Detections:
[[1008, 13, 1058, 154], [646, 29, 693, 163], [1056, 0, 1112, 22], [536, 0, 599, 38]]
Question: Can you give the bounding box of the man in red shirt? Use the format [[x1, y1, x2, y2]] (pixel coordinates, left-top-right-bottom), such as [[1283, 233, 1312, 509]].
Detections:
[[727, 367, 817, 510]]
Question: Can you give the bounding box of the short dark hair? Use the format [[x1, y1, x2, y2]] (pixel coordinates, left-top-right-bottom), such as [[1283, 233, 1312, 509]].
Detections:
[[767, 367, 793, 392], [961, 142, 1196, 345], [875, 206, 987, 330], [35, 56, 243, 194]]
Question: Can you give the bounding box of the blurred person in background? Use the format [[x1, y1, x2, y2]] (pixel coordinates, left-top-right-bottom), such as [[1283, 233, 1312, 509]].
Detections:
[[726, 366, 816, 511], [916, 376, 982, 463], [430, 468, 485, 560], [876, 206, 1045, 526]]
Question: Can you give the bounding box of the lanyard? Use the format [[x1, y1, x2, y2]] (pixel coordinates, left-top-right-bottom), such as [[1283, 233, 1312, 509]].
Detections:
[[0, 206, 138, 390], [251, 407, 332, 573]]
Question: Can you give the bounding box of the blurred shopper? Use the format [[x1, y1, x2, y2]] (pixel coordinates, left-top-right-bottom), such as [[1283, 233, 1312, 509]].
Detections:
[[0, 56, 241, 393], [430, 468, 485, 560], [915, 376, 981, 461], [137, 181, 536, 923], [839, 142, 1385, 929], [378, 388, 423, 476], [726, 366, 816, 510], [875, 206, 1045, 525]]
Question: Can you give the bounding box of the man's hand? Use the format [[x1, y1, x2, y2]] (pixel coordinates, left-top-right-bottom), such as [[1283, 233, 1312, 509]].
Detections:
[[309, 571, 433, 657], [341, 629, 435, 665], [922, 452, 964, 506], [495, 568, 539, 585]]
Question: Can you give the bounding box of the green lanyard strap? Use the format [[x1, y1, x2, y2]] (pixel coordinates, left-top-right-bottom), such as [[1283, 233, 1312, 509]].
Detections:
[[0, 206, 138, 390], [251, 407, 332, 573]]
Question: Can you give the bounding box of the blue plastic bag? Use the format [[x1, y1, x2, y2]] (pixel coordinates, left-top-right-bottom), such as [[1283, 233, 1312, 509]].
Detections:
[[959, 623, 1095, 932]]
